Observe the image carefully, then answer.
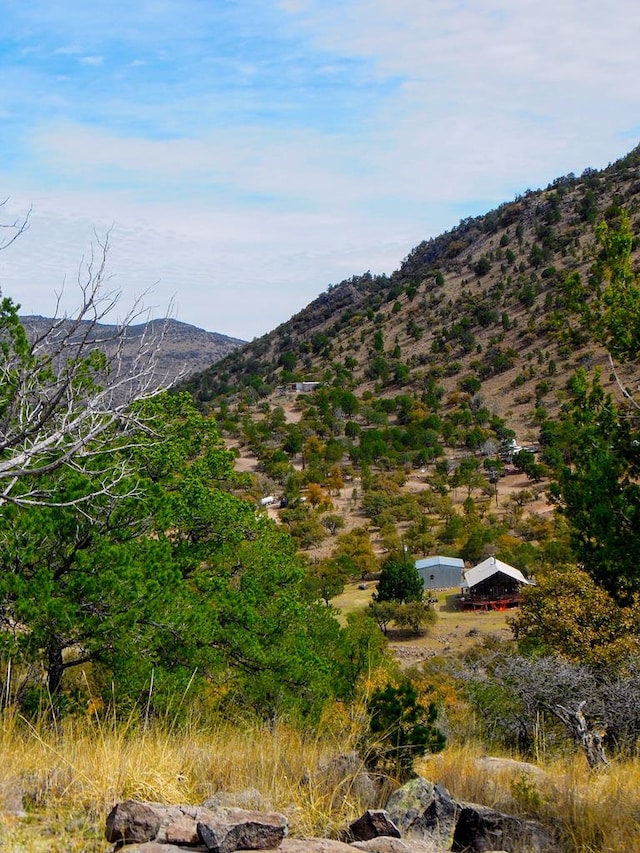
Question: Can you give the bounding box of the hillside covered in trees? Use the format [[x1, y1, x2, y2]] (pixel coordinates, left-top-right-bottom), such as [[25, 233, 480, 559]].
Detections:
[[3, 146, 640, 852], [185, 144, 640, 437]]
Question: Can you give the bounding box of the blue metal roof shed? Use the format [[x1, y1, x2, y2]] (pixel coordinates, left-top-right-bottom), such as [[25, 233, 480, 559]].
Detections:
[[415, 556, 465, 591]]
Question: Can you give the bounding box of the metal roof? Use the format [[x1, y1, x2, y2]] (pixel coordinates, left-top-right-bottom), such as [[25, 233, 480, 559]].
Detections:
[[415, 555, 465, 571], [463, 556, 533, 589]]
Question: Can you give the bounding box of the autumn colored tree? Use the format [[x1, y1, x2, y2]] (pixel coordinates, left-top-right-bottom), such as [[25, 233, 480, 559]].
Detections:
[[331, 526, 378, 578], [511, 564, 640, 667]]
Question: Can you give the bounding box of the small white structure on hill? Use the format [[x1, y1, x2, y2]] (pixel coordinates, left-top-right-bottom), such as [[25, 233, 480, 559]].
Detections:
[[415, 555, 465, 591]]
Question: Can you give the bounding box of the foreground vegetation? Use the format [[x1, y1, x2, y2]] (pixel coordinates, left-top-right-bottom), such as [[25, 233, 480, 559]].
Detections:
[[3, 706, 640, 852]]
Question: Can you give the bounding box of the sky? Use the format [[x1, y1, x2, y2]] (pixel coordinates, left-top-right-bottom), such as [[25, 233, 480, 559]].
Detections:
[[1, 1, 639, 341]]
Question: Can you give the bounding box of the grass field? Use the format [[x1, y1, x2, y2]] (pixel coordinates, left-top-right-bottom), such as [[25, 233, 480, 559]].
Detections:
[[3, 709, 640, 853], [332, 581, 513, 666]]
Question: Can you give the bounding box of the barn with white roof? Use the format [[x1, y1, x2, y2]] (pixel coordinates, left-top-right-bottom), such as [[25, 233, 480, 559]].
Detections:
[[459, 556, 533, 610]]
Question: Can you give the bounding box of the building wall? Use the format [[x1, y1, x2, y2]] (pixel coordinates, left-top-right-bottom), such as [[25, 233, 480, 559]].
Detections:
[[417, 565, 464, 590]]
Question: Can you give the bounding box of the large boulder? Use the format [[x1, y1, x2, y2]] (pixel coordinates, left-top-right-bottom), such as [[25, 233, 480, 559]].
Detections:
[[452, 802, 554, 853], [279, 840, 355, 852], [197, 808, 288, 853], [315, 751, 378, 805], [115, 844, 202, 853], [385, 778, 555, 853], [384, 778, 438, 834], [473, 757, 546, 782], [385, 780, 456, 848], [348, 810, 401, 842], [352, 838, 449, 852], [105, 800, 287, 851]]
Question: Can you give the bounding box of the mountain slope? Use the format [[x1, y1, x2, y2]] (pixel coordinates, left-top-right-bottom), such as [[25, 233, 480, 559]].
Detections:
[[20, 315, 246, 386], [184, 144, 640, 441]]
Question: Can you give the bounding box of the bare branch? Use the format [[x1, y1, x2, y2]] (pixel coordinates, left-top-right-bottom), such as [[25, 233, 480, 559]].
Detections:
[[608, 353, 640, 412], [0, 199, 30, 253], [0, 231, 181, 505]]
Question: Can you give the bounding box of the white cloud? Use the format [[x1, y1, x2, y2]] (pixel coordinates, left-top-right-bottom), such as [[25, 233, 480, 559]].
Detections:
[[1, 0, 639, 339]]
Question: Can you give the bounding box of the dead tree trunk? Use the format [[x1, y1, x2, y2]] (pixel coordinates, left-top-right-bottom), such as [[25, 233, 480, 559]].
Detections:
[[554, 700, 608, 769]]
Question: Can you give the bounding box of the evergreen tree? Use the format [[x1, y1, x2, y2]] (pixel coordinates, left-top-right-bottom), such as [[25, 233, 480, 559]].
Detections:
[[375, 553, 423, 603]]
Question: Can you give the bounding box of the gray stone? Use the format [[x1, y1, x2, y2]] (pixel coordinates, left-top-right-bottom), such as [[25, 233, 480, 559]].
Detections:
[[405, 784, 457, 848], [349, 810, 401, 842], [106, 800, 287, 852], [385, 778, 437, 834], [452, 802, 555, 853], [105, 801, 165, 845], [117, 844, 206, 853], [315, 751, 378, 805], [197, 807, 288, 853], [279, 839, 355, 852], [203, 788, 271, 813], [352, 836, 448, 852], [385, 779, 456, 848], [473, 757, 546, 781]]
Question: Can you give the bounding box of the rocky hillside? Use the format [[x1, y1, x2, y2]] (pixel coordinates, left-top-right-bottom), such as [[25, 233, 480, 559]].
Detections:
[[20, 315, 246, 386], [184, 144, 640, 443]]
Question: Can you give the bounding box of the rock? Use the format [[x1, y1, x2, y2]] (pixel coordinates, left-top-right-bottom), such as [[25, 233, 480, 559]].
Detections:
[[348, 810, 401, 842], [384, 778, 437, 833], [106, 801, 165, 845], [352, 837, 448, 852], [117, 844, 205, 853], [473, 757, 546, 781], [197, 807, 288, 853], [203, 788, 271, 813], [452, 802, 555, 853], [0, 781, 27, 818], [385, 779, 456, 848], [279, 839, 356, 852], [105, 800, 287, 852]]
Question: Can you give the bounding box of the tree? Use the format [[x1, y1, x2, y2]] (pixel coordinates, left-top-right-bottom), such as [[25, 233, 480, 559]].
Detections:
[[592, 209, 640, 361], [364, 680, 446, 780], [367, 600, 398, 635], [305, 482, 332, 509], [511, 564, 640, 667], [0, 236, 171, 507], [375, 553, 423, 604], [0, 393, 360, 718], [451, 456, 487, 497], [546, 369, 640, 605], [535, 211, 640, 606], [306, 558, 349, 605], [512, 449, 545, 483], [392, 600, 437, 635], [332, 527, 378, 578]]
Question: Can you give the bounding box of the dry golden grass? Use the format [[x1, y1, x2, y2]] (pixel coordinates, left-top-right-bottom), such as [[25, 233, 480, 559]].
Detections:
[[1, 708, 640, 851], [0, 703, 378, 852], [421, 744, 640, 853]]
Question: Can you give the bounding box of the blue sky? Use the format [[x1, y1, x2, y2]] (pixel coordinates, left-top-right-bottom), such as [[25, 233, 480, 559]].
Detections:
[[1, 0, 639, 339]]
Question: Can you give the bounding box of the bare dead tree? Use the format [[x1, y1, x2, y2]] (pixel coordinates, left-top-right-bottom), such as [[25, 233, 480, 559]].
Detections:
[[0, 229, 179, 506], [0, 198, 30, 250], [553, 701, 609, 769]]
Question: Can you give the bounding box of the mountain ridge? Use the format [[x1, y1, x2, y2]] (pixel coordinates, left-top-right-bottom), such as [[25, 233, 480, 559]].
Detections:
[[183, 143, 640, 444], [20, 314, 246, 385]]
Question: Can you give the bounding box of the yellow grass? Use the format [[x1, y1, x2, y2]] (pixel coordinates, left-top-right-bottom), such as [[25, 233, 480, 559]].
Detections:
[[0, 705, 377, 852], [421, 743, 640, 853], [1, 706, 640, 852]]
